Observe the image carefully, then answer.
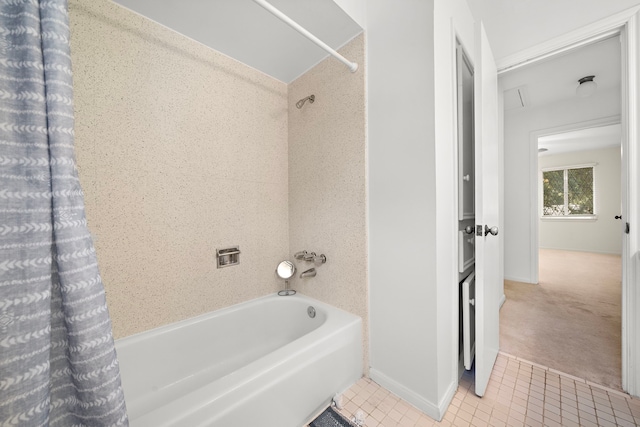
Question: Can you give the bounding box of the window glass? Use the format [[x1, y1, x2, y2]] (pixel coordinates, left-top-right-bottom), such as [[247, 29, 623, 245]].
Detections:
[[542, 166, 594, 216], [567, 167, 594, 215], [542, 169, 565, 216]]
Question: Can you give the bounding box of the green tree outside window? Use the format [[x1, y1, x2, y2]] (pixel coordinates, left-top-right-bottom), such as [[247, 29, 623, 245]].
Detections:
[[542, 167, 594, 216]]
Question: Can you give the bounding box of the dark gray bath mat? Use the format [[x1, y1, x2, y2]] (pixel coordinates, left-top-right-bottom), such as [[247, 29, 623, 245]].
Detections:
[[309, 406, 354, 427]]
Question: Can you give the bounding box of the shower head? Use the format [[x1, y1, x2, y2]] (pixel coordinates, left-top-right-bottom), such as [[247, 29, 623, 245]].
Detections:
[[296, 94, 315, 109]]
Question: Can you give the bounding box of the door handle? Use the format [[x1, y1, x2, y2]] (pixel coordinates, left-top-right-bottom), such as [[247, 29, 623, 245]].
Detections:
[[484, 225, 499, 236], [464, 226, 475, 235], [615, 215, 622, 220]]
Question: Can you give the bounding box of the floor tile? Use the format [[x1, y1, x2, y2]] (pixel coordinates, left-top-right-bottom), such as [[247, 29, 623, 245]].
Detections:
[[316, 352, 640, 427]]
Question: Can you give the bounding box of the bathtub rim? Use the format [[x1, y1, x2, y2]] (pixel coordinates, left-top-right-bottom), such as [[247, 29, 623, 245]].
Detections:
[[115, 292, 364, 426], [114, 292, 358, 348]]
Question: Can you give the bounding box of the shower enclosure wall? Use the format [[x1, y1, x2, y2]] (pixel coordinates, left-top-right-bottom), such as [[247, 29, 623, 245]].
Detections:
[[69, 0, 368, 370]]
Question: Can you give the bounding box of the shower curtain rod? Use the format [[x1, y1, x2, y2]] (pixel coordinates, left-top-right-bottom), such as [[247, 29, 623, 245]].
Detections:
[[252, 0, 358, 73]]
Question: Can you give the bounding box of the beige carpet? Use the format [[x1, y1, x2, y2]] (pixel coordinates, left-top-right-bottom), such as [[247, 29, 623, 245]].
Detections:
[[500, 249, 622, 390]]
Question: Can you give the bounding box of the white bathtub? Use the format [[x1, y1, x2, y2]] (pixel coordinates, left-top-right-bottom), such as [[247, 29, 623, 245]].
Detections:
[[115, 293, 363, 427]]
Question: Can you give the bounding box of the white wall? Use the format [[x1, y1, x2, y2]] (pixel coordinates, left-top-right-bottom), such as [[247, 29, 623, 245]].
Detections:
[[367, 0, 439, 414], [433, 0, 477, 411], [503, 89, 621, 282], [539, 146, 622, 254], [367, 0, 476, 420]]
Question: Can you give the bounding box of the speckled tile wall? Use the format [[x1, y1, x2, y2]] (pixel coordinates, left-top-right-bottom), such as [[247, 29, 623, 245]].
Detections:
[[69, 0, 289, 338], [288, 34, 369, 373]]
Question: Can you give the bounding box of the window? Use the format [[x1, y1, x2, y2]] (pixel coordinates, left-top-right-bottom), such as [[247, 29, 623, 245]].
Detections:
[[542, 165, 595, 217]]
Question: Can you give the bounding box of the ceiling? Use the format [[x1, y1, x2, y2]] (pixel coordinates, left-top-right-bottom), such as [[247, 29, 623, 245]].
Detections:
[[111, 0, 362, 83], [467, 0, 640, 62], [538, 124, 621, 157], [110, 1, 639, 86], [498, 30, 621, 157], [111, 1, 624, 157], [499, 35, 621, 111]]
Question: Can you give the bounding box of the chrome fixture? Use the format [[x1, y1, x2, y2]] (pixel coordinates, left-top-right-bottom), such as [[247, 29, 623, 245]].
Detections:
[[484, 225, 499, 236], [576, 75, 597, 98], [216, 246, 240, 268], [294, 250, 308, 260], [463, 226, 474, 235], [314, 254, 327, 263], [292, 251, 325, 280], [296, 250, 327, 264], [296, 94, 315, 109], [307, 306, 316, 319], [300, 268, 316, 278], [276, 260, 296, 296]]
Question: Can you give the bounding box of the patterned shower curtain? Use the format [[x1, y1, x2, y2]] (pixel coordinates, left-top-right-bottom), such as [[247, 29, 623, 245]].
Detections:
[[0, 0, 128, 425]]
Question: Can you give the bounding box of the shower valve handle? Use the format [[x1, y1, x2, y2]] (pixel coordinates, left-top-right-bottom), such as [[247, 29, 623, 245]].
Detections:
[[294, 250, 308, 260]]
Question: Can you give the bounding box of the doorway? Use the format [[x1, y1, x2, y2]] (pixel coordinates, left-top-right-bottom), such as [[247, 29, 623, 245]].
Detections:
[[499, 28, 630, 391], [504, 120, 624, 390]]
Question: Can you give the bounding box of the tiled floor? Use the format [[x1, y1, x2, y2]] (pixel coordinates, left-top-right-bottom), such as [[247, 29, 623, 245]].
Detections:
[[322, 352, 640, 427]]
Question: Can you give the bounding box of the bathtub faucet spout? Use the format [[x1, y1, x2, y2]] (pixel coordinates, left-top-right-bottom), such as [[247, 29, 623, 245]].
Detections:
[[300, 268, 316, 278]]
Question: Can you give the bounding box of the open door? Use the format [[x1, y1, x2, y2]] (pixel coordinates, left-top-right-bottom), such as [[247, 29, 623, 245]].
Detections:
[[474, 22, 501, 397]]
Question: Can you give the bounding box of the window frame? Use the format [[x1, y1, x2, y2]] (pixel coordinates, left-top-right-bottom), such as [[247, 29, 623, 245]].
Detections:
[[540, 162, 597, 220]]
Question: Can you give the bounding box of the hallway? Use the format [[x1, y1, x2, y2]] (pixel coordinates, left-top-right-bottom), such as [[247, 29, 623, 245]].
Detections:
[[500, 249, 622, 390]]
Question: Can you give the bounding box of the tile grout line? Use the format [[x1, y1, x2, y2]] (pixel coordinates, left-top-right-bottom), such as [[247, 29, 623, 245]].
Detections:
[[318, 352, 640, 427]]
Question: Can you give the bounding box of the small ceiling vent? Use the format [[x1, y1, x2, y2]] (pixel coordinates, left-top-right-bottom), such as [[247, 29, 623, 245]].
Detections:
[[504, 86, 527, 110]]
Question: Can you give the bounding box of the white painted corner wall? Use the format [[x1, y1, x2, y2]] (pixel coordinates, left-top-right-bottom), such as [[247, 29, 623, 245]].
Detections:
[[367, 0, 477, 420], [367, 0, 440, 416], [433, 0, 476, 413]]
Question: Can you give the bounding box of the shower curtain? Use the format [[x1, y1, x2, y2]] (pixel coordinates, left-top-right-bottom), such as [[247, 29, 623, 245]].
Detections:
[[0, 0, 128, 425]]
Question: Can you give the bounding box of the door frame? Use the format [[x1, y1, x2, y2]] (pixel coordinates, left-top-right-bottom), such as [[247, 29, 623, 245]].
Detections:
[[529, 115, 622, 285], [498, 6, 640, 396]]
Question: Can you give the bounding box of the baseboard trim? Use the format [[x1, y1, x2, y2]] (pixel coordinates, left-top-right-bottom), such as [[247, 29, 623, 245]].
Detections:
[[538, 246, 623, 256], [504, 275, 535, 284], [499, 294, 506, 309], [369, 368, 455, 421]]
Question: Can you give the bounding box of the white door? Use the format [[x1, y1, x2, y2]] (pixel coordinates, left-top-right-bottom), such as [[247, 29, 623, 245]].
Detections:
[[474, 22, 501, 397], [621, 14, 638, 395]]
